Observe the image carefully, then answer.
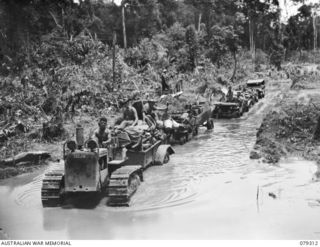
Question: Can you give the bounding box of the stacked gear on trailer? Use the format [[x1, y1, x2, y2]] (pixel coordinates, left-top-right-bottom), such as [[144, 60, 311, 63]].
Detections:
[[154, 101, 214, 145]]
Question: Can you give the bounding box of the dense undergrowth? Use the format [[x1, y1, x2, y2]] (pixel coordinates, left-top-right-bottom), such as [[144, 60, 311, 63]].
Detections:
[[252, 76, 320, 164], [0, 27, 258, 161]]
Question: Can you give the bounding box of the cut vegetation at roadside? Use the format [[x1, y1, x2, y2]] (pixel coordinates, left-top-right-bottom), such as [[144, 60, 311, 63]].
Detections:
[[251, 66, 320, 166]]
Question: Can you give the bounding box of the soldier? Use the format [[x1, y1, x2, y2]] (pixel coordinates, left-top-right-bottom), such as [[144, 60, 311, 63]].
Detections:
[[175, 79, 183, 93], [117, 98, 139, 129], [94, 117, 111, 147], [226, 85, 234, 102], [235, 91, 243, 106], [132, 96, 156, 130], [142, 102, 156, 130], [161, 69, 170, 92]]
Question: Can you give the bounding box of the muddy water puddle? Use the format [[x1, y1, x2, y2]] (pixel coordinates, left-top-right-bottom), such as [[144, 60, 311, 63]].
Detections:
[[1, 84, 320, 239]]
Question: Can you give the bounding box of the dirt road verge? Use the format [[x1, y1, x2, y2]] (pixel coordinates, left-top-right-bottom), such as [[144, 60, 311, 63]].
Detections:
[[251, 77, 320, 164]]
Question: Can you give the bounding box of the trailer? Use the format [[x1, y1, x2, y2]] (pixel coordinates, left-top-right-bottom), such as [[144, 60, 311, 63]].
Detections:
[[212, 102, 242, 119], [246, 79, 265, 99]]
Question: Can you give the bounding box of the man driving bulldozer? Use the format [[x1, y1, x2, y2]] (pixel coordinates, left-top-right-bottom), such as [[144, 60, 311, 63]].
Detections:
[[94, 117, 111, 147]]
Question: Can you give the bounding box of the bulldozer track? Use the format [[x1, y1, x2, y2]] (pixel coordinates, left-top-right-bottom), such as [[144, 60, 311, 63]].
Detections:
[[41, 170, 64, 207], [108, 166, 142, 206]]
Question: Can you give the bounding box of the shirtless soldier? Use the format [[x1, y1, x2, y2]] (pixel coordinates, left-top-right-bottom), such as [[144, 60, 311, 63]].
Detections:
[[94, 117, 111, 147], [117, 98, 139, 129]]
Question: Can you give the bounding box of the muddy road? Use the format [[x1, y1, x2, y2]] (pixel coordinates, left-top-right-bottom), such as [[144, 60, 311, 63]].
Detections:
[[1, 81, 320, 239]]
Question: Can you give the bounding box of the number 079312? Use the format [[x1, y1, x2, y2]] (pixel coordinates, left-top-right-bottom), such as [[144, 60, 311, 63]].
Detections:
[[300, 241, 319, 246]]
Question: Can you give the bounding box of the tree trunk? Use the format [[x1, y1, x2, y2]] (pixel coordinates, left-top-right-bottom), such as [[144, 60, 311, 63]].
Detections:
[[313, 13, 317, 52], [26, 31, 31, 64], [249, 16, 255, 63], [122, 5, 127, 50], [112, 30, 117, 91], [198, 13, 202, 33], [314, 115, 320, 140], [231, 51, 237, 82]]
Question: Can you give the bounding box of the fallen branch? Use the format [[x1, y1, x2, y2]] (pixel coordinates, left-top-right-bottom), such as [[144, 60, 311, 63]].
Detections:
[[0, 151, 50, 167]]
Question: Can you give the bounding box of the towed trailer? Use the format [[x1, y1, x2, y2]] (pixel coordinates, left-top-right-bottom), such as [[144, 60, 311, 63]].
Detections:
[[122, 140, 174, 168], [170, 112, 198, 144], [108, 139, 174, 206], [168, 103, 214, 144], [246, 79, 265, 99], [191, 103, 214, 130], [212, 102, 242, 119]]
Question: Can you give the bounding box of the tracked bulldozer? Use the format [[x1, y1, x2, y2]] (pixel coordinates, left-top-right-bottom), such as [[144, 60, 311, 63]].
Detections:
[[41, 127, 174, 207]]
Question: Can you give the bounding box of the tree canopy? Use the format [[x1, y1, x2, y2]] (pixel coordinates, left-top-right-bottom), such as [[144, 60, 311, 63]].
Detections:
[[0, 0, 319, 75]]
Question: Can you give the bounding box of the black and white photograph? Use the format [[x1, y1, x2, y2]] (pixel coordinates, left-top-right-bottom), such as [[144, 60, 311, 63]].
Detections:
[[0, 0, 320, 242]]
